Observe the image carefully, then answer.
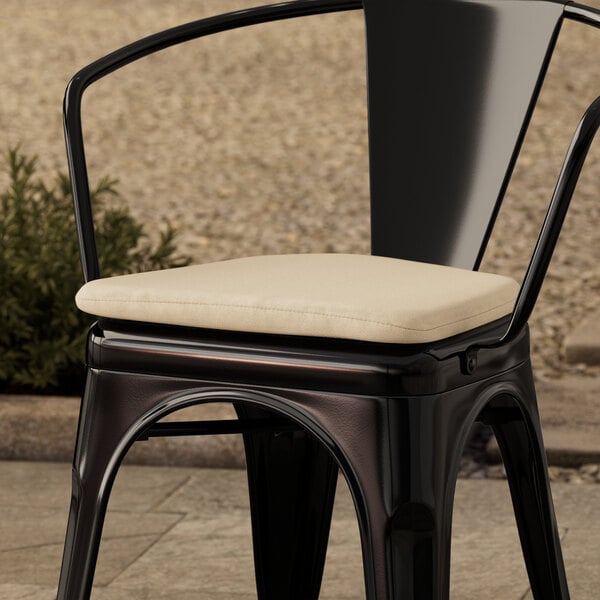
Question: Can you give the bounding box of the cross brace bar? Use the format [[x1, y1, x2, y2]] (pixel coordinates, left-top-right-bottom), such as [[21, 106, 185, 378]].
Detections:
[[138, 418, 300, 440]]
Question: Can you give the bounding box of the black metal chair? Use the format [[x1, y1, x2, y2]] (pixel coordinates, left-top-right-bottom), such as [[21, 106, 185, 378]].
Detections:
[[58, 1, 600, 599]]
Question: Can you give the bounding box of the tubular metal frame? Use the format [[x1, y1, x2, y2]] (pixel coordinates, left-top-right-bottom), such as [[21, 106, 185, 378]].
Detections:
[[484, 93, 600, 347], [64, 0, 362, 283], [57, 1, 600, 599]]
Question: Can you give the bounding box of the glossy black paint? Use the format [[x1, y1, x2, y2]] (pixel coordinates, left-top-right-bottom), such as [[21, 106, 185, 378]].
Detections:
[[482, 397, 569, 600], [56, 0, 600, 598], [57, 352, 568, 599], [235, 403, 339, 599], [87, 316, 530, 396], [366, 0, 564, 269]]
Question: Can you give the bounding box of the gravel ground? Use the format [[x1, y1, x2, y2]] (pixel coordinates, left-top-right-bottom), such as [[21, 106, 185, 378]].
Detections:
[[1, 0, 599, 378], [460, 460, 600, 485]]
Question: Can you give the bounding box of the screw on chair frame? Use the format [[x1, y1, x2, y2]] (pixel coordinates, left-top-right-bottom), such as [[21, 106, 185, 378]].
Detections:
[[58, 1, 600, 599]]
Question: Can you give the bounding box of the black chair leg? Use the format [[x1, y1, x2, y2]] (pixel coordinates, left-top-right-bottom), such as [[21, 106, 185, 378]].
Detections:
[[56, 363, 570, 600], [359, 394, 469, 600], [292, 373, 565, 600], [57, 465, 111, 600], [57, 368, 183, 600], [236, 405, 339, 600], [57, 370, 127, 600], [483, 373, 570, 600], [286, 388, 480, 600]]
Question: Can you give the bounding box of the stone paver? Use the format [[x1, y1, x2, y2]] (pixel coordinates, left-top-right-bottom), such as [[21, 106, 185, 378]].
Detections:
[[0, 460, 194, 512], [535, 377, 600, 466], [0, 585, 56, 600], [0, 535, 159, 588], [0, 397, 244, 467], [1, 503, 180, 555], [484, 375, 600, 467], [0, 462, 599, 599], [563, 308, 600, 365]]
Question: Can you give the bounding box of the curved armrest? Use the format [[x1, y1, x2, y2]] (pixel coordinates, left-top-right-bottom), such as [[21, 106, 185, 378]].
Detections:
[[64, 0, 362, 281], [459, 5, 600, 353], [486, 95, 600, 349], [429, 94, 600, 362]]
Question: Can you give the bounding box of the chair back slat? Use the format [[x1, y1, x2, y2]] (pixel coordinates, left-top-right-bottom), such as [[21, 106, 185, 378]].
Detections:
[[364, 0, 565, 268]]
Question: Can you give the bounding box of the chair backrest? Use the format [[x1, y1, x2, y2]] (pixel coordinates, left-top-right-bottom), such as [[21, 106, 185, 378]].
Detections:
[[364, 0, 565, 269], [67, 0, 599, 289]]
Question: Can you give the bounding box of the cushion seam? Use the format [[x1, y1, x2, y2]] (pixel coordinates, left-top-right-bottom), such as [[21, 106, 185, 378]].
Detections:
[[77, 296, 516, 332]]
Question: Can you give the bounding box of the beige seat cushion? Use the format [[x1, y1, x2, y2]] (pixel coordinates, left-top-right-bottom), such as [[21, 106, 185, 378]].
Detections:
[[76, 253, 519, 344]]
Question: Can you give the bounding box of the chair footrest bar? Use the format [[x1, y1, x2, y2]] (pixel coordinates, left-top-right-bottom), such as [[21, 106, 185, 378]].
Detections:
[[138, 418, 300, 440]]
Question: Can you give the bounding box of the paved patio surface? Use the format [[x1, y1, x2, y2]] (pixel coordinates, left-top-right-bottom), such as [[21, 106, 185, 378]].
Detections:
[[0, 461, 598, 599]]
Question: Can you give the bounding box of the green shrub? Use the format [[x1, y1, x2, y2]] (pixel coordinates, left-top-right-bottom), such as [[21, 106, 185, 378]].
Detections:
[[0, 148, 190, 394]]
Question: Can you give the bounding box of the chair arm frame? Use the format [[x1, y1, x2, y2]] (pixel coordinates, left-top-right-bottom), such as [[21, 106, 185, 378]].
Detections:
[[481, 3, 600, 350], [483, 0, 600, 347], [63, 0, 363, 283], [492, 4, 600, 345], [449, 2, 600, 355], [492, 92, 600, 347]]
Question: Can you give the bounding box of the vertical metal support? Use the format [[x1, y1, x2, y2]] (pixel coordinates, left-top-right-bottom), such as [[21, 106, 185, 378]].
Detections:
[[493, 96, 600, 346]]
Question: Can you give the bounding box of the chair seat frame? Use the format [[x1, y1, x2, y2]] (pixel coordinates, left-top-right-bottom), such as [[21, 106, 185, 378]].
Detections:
[[57, 1, 600, 599]]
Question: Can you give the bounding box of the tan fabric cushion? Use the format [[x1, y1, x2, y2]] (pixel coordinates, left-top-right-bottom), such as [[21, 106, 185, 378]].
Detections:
[[75, 253, 519, 344]]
